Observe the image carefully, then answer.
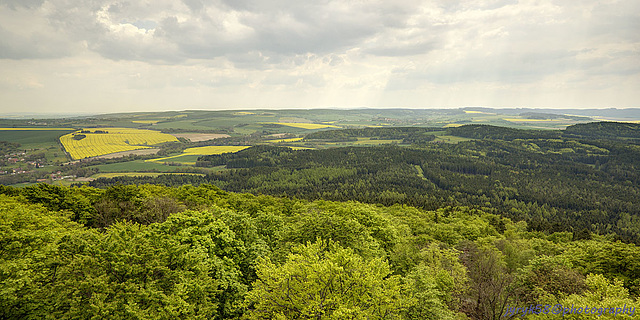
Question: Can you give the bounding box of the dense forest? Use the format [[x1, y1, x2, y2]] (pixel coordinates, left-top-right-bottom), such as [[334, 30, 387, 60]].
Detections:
[[1, 183, 639, 319], [3, 122, 640, 319], [303, 127, 441, 143], [89, 123, 640, 244]]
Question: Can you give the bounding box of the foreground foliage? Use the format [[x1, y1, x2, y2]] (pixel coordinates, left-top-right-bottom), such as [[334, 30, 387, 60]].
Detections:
[[1, 184, 639, 319]]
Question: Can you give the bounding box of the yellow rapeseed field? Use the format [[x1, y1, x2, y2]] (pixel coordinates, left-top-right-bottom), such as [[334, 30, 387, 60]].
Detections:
[[60, 128, 178, 160]]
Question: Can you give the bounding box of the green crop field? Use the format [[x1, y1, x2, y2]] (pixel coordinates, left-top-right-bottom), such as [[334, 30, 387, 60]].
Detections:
[[351, 138, 403, 145], [147, 146, 251, 164], [146, 154, 201, 165], [91, 172, 205, 179], [0, 129, 74, 148], [89, 160, 182, 172]]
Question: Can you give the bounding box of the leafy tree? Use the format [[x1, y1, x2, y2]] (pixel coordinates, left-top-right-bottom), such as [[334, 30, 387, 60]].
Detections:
[[244, 240, 407, 319], [278, 201, 398, 260], [562, 240, 640, 296], [402, 244, 468, 320], [0, 194, 85, 319], [517, 255, 587, 306], [458, 241, 519, 320], [20, 183, 96, 224], [527, 274, 639, 320]]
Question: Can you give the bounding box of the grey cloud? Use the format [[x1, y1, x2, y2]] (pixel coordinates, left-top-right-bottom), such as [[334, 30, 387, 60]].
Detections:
[[182, 0, 205, 12], [0, 0, 44, 9], [46, 1, 108, 42], [437, 0, 519, 12], [130, 0, 421, 65], [361, 26, 442, 57], [126, 1, 416, 61], [589, 3, 640, 42], [322, 54, 344, 66], [225, 51, 273, 69], [364, 41, 438, 57], [0, 24, 75, 59], [1, 0, 638, 85], [167, 74, 252, 88], [260, 73, 326, 87], [89, 34, 180, 63], [237, 1, 406, 56], [130, 20, 158, 30], [582, 50, 640, 77], [385, 49, 582, 90]]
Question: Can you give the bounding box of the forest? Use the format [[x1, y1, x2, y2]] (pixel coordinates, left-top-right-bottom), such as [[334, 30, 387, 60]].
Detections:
[[2, 122, 640, 319], [89, 123, 640, 244], [1, 183, 639, 319]]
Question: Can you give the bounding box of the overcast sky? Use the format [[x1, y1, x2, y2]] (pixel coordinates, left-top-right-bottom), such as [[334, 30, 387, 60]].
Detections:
[[0, 0, 639, 114]]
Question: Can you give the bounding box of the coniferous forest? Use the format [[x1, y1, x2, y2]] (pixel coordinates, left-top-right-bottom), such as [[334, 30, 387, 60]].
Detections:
[[2, 122, 640, 319]]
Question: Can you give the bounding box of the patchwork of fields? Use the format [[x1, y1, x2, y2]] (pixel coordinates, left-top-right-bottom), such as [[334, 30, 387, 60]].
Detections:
[[60, 128, 178, 159], [3, 108, 634, 187]]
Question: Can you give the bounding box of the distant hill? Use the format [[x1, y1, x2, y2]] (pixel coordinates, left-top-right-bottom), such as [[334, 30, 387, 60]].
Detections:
[[464, 107, 640, 119], [519, 112, 590, 121], [446, 122, 640, 141], [445, 124, 561, 140], [564, 122, 640, 139]]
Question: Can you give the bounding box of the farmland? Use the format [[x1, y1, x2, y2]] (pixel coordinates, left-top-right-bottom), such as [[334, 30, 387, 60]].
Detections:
[[265, 122, 341, 129], [92, 172, 205, 179], [265, 137, 304, 143], [60, 128, 178, 160], [2, 108, 640, 186], [88, 160, 185, 172], [0, 128, 74, 149], [169, 133, 230, 142], [148, 146, 251, 164], [0, 128, 75, 131]]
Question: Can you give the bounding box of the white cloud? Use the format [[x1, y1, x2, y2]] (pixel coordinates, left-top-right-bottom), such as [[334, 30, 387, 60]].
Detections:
[[0, 0, 638, 113]]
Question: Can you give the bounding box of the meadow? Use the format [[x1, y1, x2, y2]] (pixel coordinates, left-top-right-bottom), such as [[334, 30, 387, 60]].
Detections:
[[91, 172, 205, 179], [265, 137, 304, 143], [88, 160, 184, 172], [147, 146, 251, 164]]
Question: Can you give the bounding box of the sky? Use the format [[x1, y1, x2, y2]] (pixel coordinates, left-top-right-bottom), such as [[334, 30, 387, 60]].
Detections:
[[0, 0, 639, 114]]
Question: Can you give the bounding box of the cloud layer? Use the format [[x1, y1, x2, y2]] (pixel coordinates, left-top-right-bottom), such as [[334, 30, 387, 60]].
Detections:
[[0, 0, 638, 113]]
